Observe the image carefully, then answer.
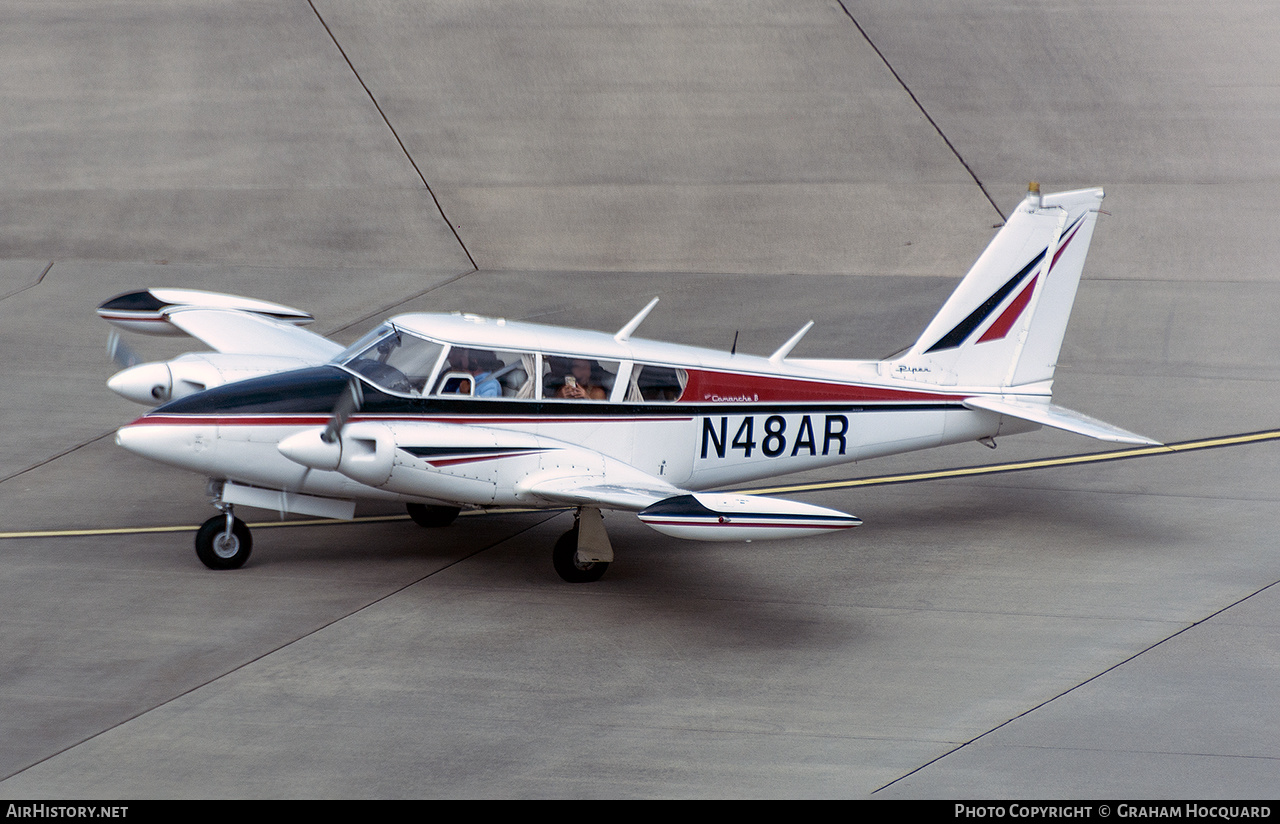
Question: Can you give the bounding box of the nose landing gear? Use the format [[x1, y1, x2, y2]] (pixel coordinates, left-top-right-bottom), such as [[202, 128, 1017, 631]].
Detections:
[[195, 504, 252, 570]]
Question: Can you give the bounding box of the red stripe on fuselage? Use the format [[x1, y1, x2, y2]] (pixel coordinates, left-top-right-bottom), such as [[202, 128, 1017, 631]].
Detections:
[[678, 371, 964, 404], [124, 414, 697, 427]]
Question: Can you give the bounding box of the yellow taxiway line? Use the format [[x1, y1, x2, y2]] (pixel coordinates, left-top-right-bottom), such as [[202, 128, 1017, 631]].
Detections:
[[742, 429, 1280, 496], [0, 508, 550, 541], [1, 430, 1276, 540]]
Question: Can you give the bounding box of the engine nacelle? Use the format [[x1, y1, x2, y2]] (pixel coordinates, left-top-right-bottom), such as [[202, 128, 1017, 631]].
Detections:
[[108, 353, 318, 405], [277, 423, 396, 488], [108, 359, 221, 404]]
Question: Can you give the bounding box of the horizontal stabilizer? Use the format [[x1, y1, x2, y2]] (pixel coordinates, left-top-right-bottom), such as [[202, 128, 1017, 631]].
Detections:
[[638, 493, 860, 542], [963, 396, 1159, 445]]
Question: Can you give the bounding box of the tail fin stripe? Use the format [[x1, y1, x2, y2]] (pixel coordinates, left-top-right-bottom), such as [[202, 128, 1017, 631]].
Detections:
[[924, 250, 1044, 353], [1049, 219, 1085, 270], [974, 218, 1087, 345], [923, 213, 1085, 354], [977, 275, 1038, 343]]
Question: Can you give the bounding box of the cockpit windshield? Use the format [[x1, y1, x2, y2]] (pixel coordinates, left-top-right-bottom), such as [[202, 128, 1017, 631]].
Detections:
[[335, 324, 444, 395]]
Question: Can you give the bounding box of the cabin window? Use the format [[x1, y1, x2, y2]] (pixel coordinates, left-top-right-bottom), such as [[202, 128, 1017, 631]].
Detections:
[[432, 347, 537, 399], [626, 364, 688, 402], [544, 356, 619, 402], [338, 326, 444, 395]]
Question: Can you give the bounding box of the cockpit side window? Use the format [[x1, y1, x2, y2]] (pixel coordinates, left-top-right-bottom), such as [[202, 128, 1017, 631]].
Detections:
[[339, 326, 444, 395], [433, 347, 538, 399]]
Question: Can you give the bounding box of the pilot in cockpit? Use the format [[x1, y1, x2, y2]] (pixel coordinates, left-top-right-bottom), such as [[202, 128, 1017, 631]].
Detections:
[[444, 347, 501, 397]]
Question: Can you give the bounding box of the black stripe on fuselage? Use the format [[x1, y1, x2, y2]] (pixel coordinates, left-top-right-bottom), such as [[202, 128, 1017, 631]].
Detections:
[[149, 365, 964, 419]]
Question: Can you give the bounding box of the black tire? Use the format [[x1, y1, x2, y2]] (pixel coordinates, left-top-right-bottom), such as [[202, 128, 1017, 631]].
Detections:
[[552, 525, 609, 583], [195, 515, 253, 570], [406, 503, 461, 528]]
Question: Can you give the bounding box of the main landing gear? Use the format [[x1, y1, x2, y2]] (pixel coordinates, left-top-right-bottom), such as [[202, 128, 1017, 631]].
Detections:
[[195, 505, 252, 570], [191, 495, 613, 583], [552, 507, 613, 583]]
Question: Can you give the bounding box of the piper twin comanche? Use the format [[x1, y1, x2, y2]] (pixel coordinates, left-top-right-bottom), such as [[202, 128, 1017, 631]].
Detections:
[[100, 185, 1156, 582]]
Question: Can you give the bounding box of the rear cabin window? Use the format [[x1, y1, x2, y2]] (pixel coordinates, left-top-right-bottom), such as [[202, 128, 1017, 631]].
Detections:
[[626, 364, 688, 403]]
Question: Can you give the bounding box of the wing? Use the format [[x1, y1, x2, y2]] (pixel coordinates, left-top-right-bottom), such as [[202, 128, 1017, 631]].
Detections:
[[164, 308, 343, 360], [98, 288, 342, 361], [520, 470, 862, 541], [277, 419, 861, 541]]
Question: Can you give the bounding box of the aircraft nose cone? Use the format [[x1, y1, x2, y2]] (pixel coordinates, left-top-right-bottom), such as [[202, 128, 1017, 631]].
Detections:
[[115, 421, 218, 471], [108, 362, 173, 405], [115, 422, 175, 462]]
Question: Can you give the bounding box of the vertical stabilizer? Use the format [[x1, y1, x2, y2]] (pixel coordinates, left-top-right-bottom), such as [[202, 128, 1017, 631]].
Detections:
[[887, 185, 1104, 390]]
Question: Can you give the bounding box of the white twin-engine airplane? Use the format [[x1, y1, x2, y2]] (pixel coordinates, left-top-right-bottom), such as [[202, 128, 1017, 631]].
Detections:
[[100, 185, 1156, 582]]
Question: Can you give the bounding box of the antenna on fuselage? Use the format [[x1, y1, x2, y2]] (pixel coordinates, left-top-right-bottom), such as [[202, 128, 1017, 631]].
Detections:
[[768, 321, 814, 366], [614, 297, 660, 343]]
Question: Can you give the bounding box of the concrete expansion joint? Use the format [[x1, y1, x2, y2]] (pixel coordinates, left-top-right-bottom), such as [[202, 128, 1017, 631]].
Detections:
[[834, 1, 1005, 222], [0, 260, 54, 302], [306, 0, 478, 270]]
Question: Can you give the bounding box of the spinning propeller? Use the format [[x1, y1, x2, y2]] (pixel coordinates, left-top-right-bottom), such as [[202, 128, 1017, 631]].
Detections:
[[322, 378, 364, 444], [277, 376, 366, 474], [106, 330, 142, 369]]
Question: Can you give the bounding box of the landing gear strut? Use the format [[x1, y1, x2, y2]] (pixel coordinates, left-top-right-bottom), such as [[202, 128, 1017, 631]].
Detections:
[[195, 505, 252, 570], [552, 507, 612, 583]]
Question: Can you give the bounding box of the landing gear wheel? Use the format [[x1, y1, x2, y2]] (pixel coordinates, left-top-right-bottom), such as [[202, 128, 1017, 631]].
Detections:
[[195, 515, 253, 570], [552, 525, 609, 583], [406, 503, 461, 528]]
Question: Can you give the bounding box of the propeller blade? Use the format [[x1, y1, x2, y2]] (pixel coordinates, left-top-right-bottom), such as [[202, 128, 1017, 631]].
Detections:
[[107, 330, 142, 369], [321, 378, 364, 444]]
